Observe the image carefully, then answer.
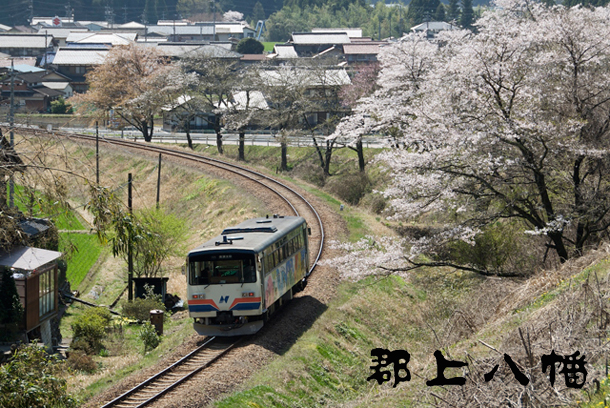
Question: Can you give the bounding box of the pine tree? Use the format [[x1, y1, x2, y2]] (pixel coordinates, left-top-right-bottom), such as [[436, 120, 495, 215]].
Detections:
[[434, 3, 446, 21], [460, 0, 473, 29], [447, 0, 460, 22], [406, 0, 440, 26], [252, 1, 266, 22]]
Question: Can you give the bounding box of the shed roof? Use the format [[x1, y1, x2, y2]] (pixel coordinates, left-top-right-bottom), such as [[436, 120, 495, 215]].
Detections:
[[0, 246, 61, 271]]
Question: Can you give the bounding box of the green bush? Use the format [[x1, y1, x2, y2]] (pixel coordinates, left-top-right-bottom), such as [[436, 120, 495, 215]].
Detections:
[[0, 343, 77, 408], [71, 307, 112, 354], [140, 322, 160, 353], [50, 97, 73, 114], [121, 285, 165, 321], [447, 222, 540, 276]]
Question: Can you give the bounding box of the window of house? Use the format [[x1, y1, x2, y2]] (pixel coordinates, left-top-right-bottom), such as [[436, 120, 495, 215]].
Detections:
[[38, 268, 55, 318]]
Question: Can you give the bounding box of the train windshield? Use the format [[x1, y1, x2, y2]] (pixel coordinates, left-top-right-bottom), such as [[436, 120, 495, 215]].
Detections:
[[189, 253, 256, 286]]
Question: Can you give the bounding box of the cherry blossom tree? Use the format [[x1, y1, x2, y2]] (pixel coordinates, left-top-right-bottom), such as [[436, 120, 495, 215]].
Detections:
[[335, 0, 610, 274], [76, 43, 175, 143]]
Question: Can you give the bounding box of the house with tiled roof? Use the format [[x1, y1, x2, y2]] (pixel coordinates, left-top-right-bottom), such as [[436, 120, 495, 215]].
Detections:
[[0, 69, 72, 112], [288, 32, 351, 57], [0, 34, 55, 59], [51, 45, 109, 92]]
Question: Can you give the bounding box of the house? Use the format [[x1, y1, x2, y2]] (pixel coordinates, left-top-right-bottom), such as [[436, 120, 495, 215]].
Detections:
[[288, 32, 351, 57], [258, 67, 351, 127], [37, 27, 90, 47], [0, 246, 62, 347], [0, 69, 71, 112], [0, 34, 55, 59], [66, 32, 137, 46], [268, 44, 298, 61], [51, 45, 109, 92], [161, 95, 216, 132], [342, 43, 381, 64], [410, 21, 459, 38]]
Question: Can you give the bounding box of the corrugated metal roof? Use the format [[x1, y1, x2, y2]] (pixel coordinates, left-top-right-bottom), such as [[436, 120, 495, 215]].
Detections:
[[0, 34, 52, 48], [52, 47, 108, 65], [291, 32, 351, 45], [343, 43, 380, 55], [42, 82, 70, 90], [0, 246, 61, 271]]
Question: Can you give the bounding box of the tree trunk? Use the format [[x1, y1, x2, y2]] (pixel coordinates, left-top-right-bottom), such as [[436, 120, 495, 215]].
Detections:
[[216, 132, 223, 154], [185, 119, 193, 150], [281, 141, 288, 172], [238, 131, 245, 161], [323, 140, 333, 177], [356, 138, 365, 172]]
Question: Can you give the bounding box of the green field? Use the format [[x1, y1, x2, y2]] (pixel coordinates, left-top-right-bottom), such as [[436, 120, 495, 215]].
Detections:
[[59, 233, 103, 288]]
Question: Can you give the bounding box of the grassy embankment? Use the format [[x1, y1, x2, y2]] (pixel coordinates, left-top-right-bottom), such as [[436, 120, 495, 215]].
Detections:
[[189, 146, 610, 406]]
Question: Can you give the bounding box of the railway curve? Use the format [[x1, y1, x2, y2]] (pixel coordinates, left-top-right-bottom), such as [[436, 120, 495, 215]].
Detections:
[[34, 131, 340, 408]]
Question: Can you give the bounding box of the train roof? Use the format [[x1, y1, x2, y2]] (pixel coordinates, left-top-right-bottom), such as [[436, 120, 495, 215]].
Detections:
[[188, 216, 306, 256]]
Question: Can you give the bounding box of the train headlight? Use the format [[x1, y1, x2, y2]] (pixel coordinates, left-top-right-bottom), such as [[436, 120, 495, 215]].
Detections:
[[242, 292, 255, 298], [192, 293, 206, 299]]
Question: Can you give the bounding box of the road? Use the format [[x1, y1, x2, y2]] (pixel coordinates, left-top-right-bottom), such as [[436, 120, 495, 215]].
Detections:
[[58, 126, 384, 148]]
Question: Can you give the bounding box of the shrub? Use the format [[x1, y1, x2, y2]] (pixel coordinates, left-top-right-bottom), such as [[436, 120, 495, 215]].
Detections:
[[122, 284, 165, 321], [325, 172, 371, 205], [71, 307, 112, 354], [447, 222, 541, 276], [66, 349, 97, 373], [140, 322, 160, 353], [0, 343, 77, 408], [291, 160, 325, 187]]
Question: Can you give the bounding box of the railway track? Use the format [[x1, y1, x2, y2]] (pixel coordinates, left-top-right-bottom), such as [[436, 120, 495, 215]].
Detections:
[[47, 132, 328, 407], [62, 132, 325, 275], [99, 337, 238, 408]]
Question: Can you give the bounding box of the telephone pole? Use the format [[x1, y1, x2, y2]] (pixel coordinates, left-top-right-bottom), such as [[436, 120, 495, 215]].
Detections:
[[9, 59, 15, 208]]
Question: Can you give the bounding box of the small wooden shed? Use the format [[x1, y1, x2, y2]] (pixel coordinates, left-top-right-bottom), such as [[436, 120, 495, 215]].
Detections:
[[0, 246, 61, 346]]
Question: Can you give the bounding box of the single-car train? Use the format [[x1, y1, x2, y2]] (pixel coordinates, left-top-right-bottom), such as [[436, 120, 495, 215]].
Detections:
[[186, 215, 310, 336]]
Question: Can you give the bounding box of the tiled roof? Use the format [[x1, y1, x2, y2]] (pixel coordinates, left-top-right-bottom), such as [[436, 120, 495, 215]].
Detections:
[[52, 47, 108, 65], [67, 32, 136, 45], [0, 34, 52, 48], [273, 44, 298, 59]]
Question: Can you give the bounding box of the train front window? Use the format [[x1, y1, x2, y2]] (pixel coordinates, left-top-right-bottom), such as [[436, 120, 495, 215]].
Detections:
[[189, 253, 256, 285]]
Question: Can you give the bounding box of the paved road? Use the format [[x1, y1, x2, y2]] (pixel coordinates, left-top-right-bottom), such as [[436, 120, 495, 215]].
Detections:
[[58, 126, 384, 148]]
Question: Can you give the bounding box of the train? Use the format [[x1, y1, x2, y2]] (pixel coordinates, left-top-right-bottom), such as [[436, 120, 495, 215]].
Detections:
[[186, 215, 310, 336]]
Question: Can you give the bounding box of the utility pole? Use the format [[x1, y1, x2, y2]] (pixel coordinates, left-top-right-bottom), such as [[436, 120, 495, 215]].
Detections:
[[96, 121, 99, 185], [156, 154, 161, 209], [128, 173, 133, 301], [8, 59, 15, 209]]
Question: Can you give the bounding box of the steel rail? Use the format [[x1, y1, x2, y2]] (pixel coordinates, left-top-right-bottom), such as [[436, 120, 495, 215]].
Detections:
[[99, 336, 241, 408], [61, 132, 325, 274]]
